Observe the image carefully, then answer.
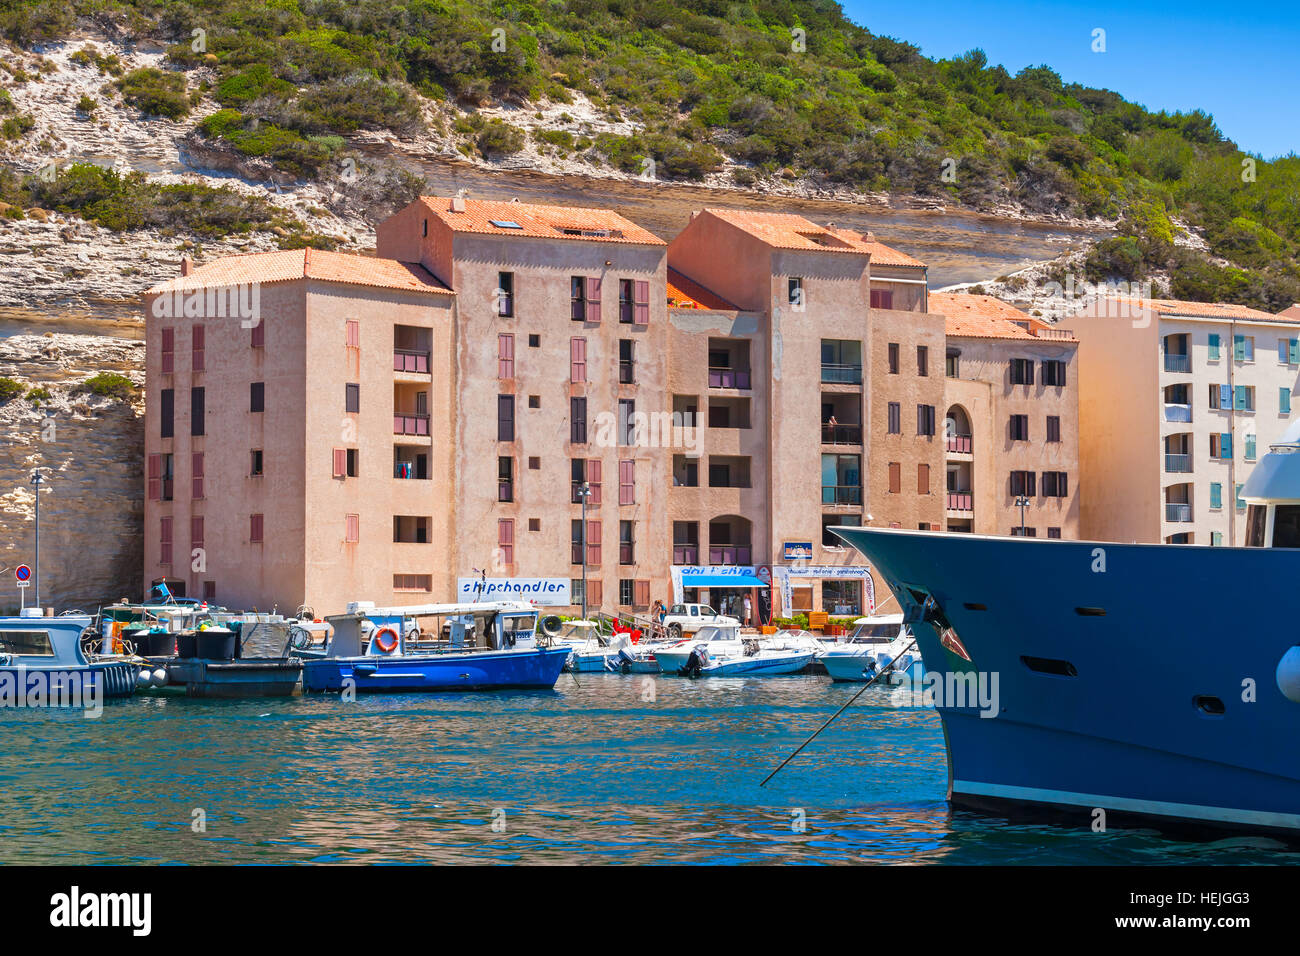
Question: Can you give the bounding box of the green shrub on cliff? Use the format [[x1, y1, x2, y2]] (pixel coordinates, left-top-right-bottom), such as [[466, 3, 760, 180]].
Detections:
[[114, 67, 196, 120], [78, 372, 135, 401], [25, 385, 51, 404], [0, 377, 24, 403]]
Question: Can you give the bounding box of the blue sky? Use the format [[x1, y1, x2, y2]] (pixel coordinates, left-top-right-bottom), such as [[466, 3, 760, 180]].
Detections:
[[841, 0, 1297, 159]]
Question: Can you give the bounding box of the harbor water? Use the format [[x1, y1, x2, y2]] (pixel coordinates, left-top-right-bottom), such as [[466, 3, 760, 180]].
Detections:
[[0, 676, 1293, 864]]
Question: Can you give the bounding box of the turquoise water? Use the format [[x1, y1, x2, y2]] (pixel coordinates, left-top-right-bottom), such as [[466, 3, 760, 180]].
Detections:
[[1, 675, 1294, 864]]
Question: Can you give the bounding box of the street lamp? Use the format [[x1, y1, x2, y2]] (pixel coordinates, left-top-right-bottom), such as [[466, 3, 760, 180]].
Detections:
[[576, 481, 592, 621], [30, 469, 45, 609], [1015, 494, 1030, 535]]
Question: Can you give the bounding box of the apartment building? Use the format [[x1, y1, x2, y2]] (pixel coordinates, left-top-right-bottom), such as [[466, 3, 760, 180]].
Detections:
[[1073, 297, 1300, 544], [931, 293, 1081, 538]]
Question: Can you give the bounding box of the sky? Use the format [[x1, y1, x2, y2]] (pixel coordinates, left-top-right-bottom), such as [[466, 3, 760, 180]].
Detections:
[[841, 0, 1298, 159]]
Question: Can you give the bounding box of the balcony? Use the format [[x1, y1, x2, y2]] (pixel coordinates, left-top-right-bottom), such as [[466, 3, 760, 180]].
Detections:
[[946, 491, 973, 512], [821, 363, 863, 385], [1166, 503, 1193, 523], [1164, 454, 1192, 473], [821, 422, 863, 445], [394, 413, 430, 436], [709, 546, 752, 566], [394, 349, 430, 374], [822, 485, 862, 505], [708, 367, 751, 390], [946, 434, 973, 454], [1164, 354, 1191, 373], [1163, 404, 1192, 423], [672, 545, 698, 565]]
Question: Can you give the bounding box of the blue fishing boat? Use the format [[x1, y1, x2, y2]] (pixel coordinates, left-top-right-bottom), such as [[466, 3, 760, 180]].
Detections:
[[302, 601, 570, 692], [0, 611, 137, 705], [831, 417, 1300, 842]]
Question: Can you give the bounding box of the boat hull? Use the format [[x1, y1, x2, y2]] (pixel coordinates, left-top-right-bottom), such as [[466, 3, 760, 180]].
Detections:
[[302, 646, 570, 692], [700, 653, 815, 676], [0, 660, 136, 703], [821, 652, 924, 684], [834, 527, 1300, 839]]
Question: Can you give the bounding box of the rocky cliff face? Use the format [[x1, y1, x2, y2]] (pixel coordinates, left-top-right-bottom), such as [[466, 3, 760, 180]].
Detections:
[[0, 333, 144, 612]]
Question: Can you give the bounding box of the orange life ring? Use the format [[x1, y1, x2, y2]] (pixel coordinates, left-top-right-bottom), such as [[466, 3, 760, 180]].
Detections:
[[374, 626, 400, 653]]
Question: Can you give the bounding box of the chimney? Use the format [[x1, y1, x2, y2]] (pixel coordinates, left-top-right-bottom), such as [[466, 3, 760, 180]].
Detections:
[[180, 256, 193, 276], [450, 196, 466, 213]]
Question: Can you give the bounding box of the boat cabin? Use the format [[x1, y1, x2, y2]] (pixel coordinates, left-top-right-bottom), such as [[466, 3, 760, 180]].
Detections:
[[322, 602, 541, 658], [845, 614, 906, 644], [1242, 419, 1300, 548]]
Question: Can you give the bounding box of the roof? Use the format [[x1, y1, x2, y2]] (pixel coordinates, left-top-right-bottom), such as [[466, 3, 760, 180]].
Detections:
[[932, 292, 1076, 342], [1097, 297, 1285, 323], [832, 230, 926, 268], [666, 268, 738, 311], [146, 249, 452, 296], [701, 208, 874, 255], [420, 196, 664, 246]]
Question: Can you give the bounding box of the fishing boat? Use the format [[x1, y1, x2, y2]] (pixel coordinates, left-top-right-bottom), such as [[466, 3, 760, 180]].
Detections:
[[830, 416, 1300, 841], [818, 614, 923, 684], [302, 601, 570, 692], [652, 624, 816, 677], [0, 611, 137, 704]]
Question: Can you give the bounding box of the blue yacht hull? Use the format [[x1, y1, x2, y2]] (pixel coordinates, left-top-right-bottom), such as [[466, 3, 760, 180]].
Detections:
[[302, 646, 570, 693], [833, 527, 1300, 840]]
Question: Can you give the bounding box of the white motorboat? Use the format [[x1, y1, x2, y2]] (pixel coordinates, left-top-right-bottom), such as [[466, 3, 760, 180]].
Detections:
[[547, 619, 633, 672], [653, 623, 815, 677], [818, 613, 922, 684]]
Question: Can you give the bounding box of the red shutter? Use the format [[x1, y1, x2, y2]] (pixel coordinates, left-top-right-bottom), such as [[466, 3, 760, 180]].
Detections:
[[159, 516, 173, 565], [634, 579, 650, 607], [586, 520, 601, 566], [918, 463, 929, 496], [888, 462, 901, 494], [191, 452, 204, 498], [251, 321, 265, 348], [192, 324, 205, 372], [498, 333, 514, 378], [191, 515, 204, 549], [585, 276, 602, 322], [498, 519, 514, 564], [587, 458, 601, 504], [250, 513, 264, 543], [346, 319, 360, 348], [147, 453, 161, 500], [345, 514, 359, 543], [619, 459, 635, 505], [588, 579, 602, 608], [332, 448, 346, 478], [634, 280, 650, 325], [570, 337, 586, 383], [161, 328, 174, 374]]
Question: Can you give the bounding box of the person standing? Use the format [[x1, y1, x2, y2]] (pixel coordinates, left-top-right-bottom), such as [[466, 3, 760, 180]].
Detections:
[[742, 593, 753, 628]]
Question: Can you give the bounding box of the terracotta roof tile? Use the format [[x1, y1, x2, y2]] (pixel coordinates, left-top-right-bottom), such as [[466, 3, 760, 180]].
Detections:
[[932, 292, 1075, 342], [421, 196, 664, 245], [146, 249, 452, 295], [1098, 297, 1290, 324], [702, 208, 875, 254], [666, 268, 738, 311], [831, 229, 926, 268]]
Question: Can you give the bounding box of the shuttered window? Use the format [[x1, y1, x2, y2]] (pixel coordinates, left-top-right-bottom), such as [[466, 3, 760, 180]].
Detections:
[[190, 387, 205, 436], [498, 333, 515, 378], [634, 579, 651, 607], [918, 463, 930, 495], [192, 452, 204, 499], [570, 337, 587, 382], [159, 516, 173, 565], [570, 397, 587, 444], [634, 280, 650, 325], [1208, 333, 1220, 361], [498, 519, 514, 564], [888, 462, 901, 494], [161, 327, 175, 374], [1282, 387, 1292, 415], [346, 319, 360, 348], [192, 324, 205, 372], [587, 578, 602, 608], [191, 515, 204, 549], [160, 389, 174, 438], [251, 320, 265, 348], [586, 520, 601, 566], [584, 276, 602, 322], [147, 453, 161, 500], [619, 459, 635, 505], [1210, 482, 1223, 509], [250, 513, 264, 543], [587, 458, 602, 504], [332, 448, 347, 478], [498, 395, 515, 442], [345, 514, 359, 543]]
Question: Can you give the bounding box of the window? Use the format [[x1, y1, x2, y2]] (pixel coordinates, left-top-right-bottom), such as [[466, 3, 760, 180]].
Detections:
[[1209, 383, 1229, 409], [192, 452, 204, 499], [192, 324, 205, 372], [1047, 527, 1062, 539], [159, 516, 172, 565], [619, 459, 635, 505], [394, 574, 432, 592], [498, 519, 514, 564], [570, 397, 587, 444], [1245, 434, 1257, 461], [888, 461, 901, 494], [918, 463, 930, 495], [528, 395, 540, 409], [870, 288, 893, 310], [528, 456, 540, 470], [1210, 482, 1223, 509], [497, 272, 514, 317], [586, 520, 602, 565], [619, 339, 635, 384], [1009, 358, 1035, 385], [1233, 385, 1255, 411], [917, 346, 929, 377], [1210, 432, 1233, 459], [1010, 471, 1037, 496], [1211, 531, 1224, 546], [887, 343, 899, 374], [250, 513, 264, 544], [571, 577, 601, 608], [572, 276, 601, 322], [332, 448, 355, 478], [250, 382, 264, 413], [1046, 416, 1061, 443], [345, 383, 359, 414], [498, 333, 515, 378], [917, 404, 936, 436], [1041, 360, 1067, 387], [529, 518, 541, 532], [250, 449, 263, 477], [160, 388, 174, 438], [619, 399, 636, 446], [1282, 337, 1300, 365], [1042, 471, 1069, 497], [1207, 333, 1220, 361], [887, 402, 900, 434], [674, 458, 698, 487], [1234, 334, 1254, 362], [1011, 527, 1037, 537], [619, 279, 634, 324], [788, 277, 804, 308], [346, 319, 359, 348], [498, 457, 514, 502], [345, 514, 359, 543], [946, 348, 961, 378], [528, 334, 540, 348], [191, 516, 205, 549], [1236, 483, 1246, 510], [190, 387, 205, 436], [619, 520, 634, 564], [251, 320, 264, 348], [161, 327, 174, 374], [633, 280, 650, 325], [572, 458, 601, 503], [570, 337, 587, 383], [1283, 387, 1293, 415], [498, 395, 515, 442], [1009, 414, 1029, 441]]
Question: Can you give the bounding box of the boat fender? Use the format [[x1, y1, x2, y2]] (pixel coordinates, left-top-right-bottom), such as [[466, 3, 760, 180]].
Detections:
[[136, 668, 153, 689], [374, 626, 400, 654], [1276, 646, 1300, 704], [152, 667, 169, 687]]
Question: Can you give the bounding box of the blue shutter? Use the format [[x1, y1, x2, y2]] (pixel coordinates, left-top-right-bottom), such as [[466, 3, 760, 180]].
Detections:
[[1235, 385, 1248, 410], [1291, 339, 1300, 365], [1234, 335, 1245, 361], [1282, 387, 1292, 415], [1208, 333, 1220, 361], [1246, 434, 1257, 461], [1236, 484, 1246, 510], [1209, 483, 1222, 509], [1219, 384, 1231, 408], [1221, 432, 1233, 459]]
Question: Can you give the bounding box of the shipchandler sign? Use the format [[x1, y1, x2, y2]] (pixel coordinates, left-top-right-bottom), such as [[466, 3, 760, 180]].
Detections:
[[457, 577, 571, 605]]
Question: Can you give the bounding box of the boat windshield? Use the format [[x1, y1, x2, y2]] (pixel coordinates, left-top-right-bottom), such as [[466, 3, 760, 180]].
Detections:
[[1273, 505, 1300, 548], [849, 623, 900, 643], [0, 629, 54, 656], [501, 613, 537, 641]]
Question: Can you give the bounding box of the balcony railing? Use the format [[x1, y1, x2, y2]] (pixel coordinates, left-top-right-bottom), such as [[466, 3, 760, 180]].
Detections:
[[1164, 354, 1191, 373], [822, 485, 862, 505], [672, 545, 698, 565], [394, 461, 424, 479], [946, 434, 973, 454], [946, 491, 973, 512], [709, 546, 752, 566], [394, 414, 430, 436], [821, 364, 863, 385], [1166, 503, 1193, 523], [1163, 403, 1192, 423], [708, 367, 751, 389], [821, 423, 863, 444], [394, 349, 431, 374], [1164, 453, 1192, 473]]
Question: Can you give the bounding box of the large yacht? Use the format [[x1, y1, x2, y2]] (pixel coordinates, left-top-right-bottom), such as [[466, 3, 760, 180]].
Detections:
[[833, 417, 1300, 840]]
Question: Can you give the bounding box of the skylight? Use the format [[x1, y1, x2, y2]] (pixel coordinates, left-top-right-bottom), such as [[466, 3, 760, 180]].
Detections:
[[490, 220, 523, 229]]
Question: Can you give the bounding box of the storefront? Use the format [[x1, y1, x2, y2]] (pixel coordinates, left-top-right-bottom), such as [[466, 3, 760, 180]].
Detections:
[[771, 565, 877, 617], [670, 565, 770, 625]]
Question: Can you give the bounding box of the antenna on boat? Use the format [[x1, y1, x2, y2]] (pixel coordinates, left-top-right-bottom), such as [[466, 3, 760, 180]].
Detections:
[[471, 567, 486, 603], [30, 469, 45, 609], [758, 638, 918, 788]]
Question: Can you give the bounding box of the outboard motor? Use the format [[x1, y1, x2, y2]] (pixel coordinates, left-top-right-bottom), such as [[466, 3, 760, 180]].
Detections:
[[678, 645, 710, 678]]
